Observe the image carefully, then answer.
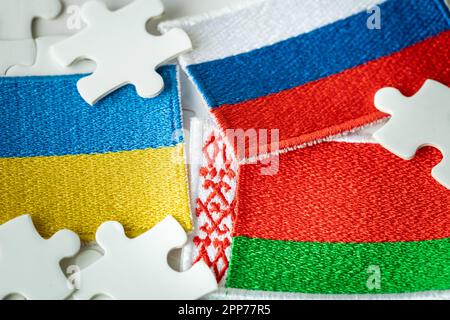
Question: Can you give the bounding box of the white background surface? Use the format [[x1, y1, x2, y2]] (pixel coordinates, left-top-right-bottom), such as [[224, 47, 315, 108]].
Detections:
[[34, 0, 242, 37]]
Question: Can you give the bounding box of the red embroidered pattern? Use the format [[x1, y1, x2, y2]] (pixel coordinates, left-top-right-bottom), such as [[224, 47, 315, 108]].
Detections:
[[193, 129, 237, 283]]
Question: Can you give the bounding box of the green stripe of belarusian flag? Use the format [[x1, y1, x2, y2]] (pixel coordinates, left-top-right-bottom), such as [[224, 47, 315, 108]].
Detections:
[[227, 236, 450, 294]]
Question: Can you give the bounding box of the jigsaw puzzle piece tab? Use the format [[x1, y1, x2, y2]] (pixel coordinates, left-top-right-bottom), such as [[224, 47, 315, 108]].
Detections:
[[374, 87, 425, 160], [432, 156, 450, 189], [0, 0, 62, 40], [0, 39, 35, 74], [7, 36, 94, 76], [374, 80, 450, 189], [0, 215, 80, 300], [51, 0, 192, 105], [73, 216, 217, 300]]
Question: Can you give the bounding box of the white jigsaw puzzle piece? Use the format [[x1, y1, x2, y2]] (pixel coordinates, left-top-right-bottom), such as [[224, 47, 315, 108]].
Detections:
[[0, 0, 62, 39], [51, 0, 192, 105], [7, 36, 95, 76], [374, 79, 450, 189], [0, 39, 35, 75], [0, 215, 80, 300], [73, 216, 217, 300]]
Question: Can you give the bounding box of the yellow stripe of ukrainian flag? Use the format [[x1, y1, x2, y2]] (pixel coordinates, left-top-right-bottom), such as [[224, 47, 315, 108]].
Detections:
[[0, 144, 191, 241]]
